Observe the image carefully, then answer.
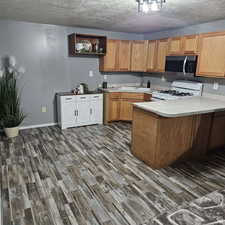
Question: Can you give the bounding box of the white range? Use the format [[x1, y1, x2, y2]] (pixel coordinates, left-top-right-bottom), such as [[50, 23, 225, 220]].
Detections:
[[152, 80, 203, 101]]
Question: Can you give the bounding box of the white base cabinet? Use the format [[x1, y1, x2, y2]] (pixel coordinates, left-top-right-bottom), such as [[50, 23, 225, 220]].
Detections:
[[57, 94, 103, 129]]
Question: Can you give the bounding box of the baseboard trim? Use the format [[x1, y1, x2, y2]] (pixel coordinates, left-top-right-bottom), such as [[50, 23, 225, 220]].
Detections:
[[20, 123, 57, 130]]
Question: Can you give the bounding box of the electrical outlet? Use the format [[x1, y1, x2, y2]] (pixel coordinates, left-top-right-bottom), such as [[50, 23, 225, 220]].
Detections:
[[213, 82, 219, 90], [104, 75, 107, 80], [161, 76, 166, 82], [89, 70, 93, 77], [42, 106, 47, 113]]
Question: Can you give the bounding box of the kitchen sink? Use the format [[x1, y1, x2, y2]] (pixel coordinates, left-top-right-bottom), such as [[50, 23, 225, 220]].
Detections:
[[117, 86, 137, 91], [136, 87, 151, 92]]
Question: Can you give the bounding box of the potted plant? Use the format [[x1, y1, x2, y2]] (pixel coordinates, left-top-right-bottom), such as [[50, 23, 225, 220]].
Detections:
[[0, 56, 26, 138]]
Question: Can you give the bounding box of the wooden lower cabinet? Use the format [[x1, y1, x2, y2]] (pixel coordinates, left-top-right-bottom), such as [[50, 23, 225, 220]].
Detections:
[[120, 99, 143, 121], [209, 112, 225, 150], [131, 107, 225, 169], [104, 92, 151, 123], [108, 99, 120, 121]]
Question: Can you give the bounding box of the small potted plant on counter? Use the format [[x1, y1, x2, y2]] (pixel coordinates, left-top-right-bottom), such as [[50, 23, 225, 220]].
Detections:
[[0, 56, 26, 138]]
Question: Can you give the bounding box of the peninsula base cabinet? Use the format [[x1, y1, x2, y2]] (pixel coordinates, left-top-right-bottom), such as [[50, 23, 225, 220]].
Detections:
[[57, 94, 103, 129]]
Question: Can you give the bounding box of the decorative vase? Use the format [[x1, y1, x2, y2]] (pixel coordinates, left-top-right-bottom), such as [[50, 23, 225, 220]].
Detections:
[[4, 127, 19, 138]]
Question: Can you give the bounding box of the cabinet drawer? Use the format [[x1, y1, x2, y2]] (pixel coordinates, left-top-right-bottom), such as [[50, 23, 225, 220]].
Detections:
[[61, 96, 76, 103], [91, 94, 103, 100], [109, 92, 121, 99], [121, 93, 144, 100], [76, 95, 90, 101]]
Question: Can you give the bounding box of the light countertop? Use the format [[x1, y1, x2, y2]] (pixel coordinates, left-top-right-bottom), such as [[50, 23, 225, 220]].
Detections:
[[102, 87, 152, 94], [134, 96, 225, 118]]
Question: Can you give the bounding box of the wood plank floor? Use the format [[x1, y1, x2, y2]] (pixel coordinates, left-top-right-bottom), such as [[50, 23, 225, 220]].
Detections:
[[1, 122, 225, 225]]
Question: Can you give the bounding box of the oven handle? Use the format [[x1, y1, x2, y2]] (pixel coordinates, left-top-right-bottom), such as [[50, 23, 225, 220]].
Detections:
[[183, 56, 188, 75]]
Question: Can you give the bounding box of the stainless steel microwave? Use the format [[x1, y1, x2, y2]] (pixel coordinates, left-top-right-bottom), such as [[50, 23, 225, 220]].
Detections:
[[165, 55, 198, 75]]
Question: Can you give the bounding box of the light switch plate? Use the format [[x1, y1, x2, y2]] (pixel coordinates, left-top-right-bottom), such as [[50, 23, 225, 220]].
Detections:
[[213, 82, 219, 90], [103, 75, 107, 80], [89, 70, 94, 77]]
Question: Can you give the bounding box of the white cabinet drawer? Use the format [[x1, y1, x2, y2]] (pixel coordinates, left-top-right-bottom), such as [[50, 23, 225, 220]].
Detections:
[[90, 94, 103, 100], [76, 95, 90, 102], [61, 96, 76, 103]]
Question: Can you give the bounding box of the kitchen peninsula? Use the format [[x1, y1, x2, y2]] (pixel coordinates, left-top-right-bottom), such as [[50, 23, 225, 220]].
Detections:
[[131, 97, 225, 169]]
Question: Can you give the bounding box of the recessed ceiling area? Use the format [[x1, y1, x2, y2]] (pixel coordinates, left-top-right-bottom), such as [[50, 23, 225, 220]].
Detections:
[[1, 0, 225, 33]]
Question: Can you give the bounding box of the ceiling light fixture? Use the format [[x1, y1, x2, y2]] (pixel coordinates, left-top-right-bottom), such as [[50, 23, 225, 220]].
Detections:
[[136, 0, 166, 13]]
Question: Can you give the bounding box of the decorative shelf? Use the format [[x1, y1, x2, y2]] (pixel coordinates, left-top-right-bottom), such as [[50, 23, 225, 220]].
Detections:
[[68, 33, 107, 56]]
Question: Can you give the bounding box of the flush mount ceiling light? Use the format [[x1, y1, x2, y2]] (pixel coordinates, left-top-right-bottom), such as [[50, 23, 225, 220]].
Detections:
[[136, 0, 166, 13]]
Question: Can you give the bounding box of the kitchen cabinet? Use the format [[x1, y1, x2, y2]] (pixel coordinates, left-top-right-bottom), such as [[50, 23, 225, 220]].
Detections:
[[118, 40, 131, 71], [68, 33, 107, 56], [146, 40, 157, 72], [130, 40, 148, 72], [132, 107, 213, 169], [75, 96, 91, 126], [155, 39, 168, 72], [183, 35, 199, 54], [90, 95, 103, 123], [209, 112, 225, 150], [99, 39, 118, 72], [168, 37, 183, 55], [57, 94, 103, 129], [108, 99, 121, 121], [104, 92, 151, 123], [60, 97, 77, 128], [196, 32, 225, 77]]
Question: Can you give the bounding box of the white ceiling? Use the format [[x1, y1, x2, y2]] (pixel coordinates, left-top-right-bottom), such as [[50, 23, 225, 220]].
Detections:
[[0, 0, 225, 33]]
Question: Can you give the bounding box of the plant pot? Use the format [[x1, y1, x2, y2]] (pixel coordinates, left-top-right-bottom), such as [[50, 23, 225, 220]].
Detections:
[[4, 127, 19, 138]]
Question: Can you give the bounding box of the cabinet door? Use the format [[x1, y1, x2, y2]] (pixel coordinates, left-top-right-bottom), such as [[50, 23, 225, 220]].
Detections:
[[209, 112, 225, 150], [99, 39, 118, 72], [156, 39, 168, 72], [61, 97, 76, 129], [168, 37, 183, 55], [90, 100, 103, 124], [183, 35, 199, 54], [108, 99, 120, 121], [197, 32, 225, 77], [130, 40, 148, 72], [146, 40, 157, 72], [76, 101, 91, 126], [120, 100, 143, 121], [118, 40, 131, 71]]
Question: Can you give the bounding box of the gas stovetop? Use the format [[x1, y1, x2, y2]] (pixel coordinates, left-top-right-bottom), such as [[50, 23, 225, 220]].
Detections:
[[159, 90, 193, 97], [152, 80, 203, 101]]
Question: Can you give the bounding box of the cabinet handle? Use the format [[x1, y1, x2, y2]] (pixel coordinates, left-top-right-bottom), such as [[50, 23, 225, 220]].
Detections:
[[93, 96, 99, 98], [74, 110, 77, 116], [90, 108, 92, 115], [77, 110, 79, 116], [66, 98, 72, 100], [80, 97, 86, 99]]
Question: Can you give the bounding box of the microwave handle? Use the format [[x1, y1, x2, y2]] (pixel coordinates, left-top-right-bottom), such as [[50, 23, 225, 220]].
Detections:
[[183, 56, 188, 75]]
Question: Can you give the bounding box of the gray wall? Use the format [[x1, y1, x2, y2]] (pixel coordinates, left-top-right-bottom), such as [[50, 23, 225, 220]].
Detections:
[[142, 19, 225, 96], [2, 18, 225, 127], [0, 20, 143, 127]]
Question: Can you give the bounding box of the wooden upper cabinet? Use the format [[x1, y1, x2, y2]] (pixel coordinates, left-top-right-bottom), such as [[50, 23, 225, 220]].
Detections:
[[117, 40, 131, 71], [146, 40, 157, 72], [183, 35, 199, 54], [130, 40, 148, 72], [156, 39, 168, 72], [196, 32, 225, 77], [99, 39, 118, 72], [168, 37, 183, 55]]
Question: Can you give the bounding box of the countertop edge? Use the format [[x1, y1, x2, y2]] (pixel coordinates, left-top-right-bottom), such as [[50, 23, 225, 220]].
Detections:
[[133, 104, 225, 118]]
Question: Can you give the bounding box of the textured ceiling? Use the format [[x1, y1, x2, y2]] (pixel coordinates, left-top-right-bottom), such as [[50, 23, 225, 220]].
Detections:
[[0, 0, 225, 33]]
